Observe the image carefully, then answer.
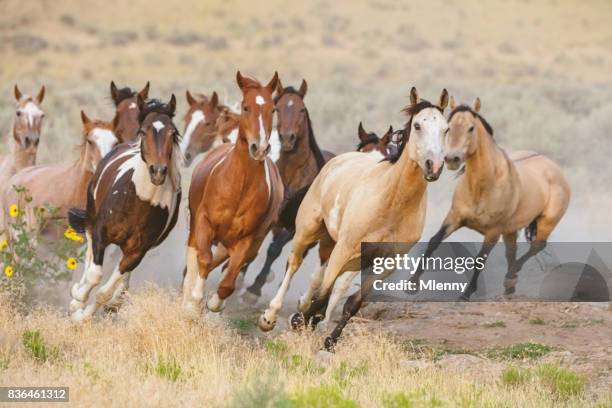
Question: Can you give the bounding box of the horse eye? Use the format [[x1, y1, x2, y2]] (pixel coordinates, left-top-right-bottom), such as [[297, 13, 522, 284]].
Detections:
[[468, 126, 475, 132], [300, 108, 305, 113], [243, 106, 249, 112], [205, 122, 211, 126], [414, 123, 421, 131], [16, 111, 21, 117]]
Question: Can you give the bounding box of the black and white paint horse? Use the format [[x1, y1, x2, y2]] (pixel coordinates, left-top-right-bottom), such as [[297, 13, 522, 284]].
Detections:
[[69, 95, 182, 322]]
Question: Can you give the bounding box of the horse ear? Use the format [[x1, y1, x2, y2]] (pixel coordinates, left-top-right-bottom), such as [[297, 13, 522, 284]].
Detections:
[[298, 79, 308, 98], [36, 86, 45, 104], [450, 95, 457, 110], [110, 81, 119, 104], [14, 85, 22, 101], [80, 110, 91, 126], [381, 126, 393, 147], [137, 93, 145, 113], [236, 71, 246, 90], [410, 87, 420, 105], [439, 89, 449, 110], [276, 78, 284, 97], [474, 97, 481, 113], [210, 91, 219, 108], [186, 90, 196, 107], [358, 122, 369, 142], [266, 71, 279, 92], [139, 82, 150, 99], [168, 94, 177, 115]]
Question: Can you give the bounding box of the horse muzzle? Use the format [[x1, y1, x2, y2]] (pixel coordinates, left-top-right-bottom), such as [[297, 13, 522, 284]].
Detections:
[[444, 153, 464, 171], [249, 142, 271, 161], [423, 158, 444, 182], [280, 134, 297, 152], [148, 165, 168, 186]]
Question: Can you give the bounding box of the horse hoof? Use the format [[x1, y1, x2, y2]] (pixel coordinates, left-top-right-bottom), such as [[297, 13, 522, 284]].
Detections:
[[240, 290, 259, 305], [103, 305, 119, 315], [69, 299, 84, 313], [206, 293, 225, 312], [459, 293, 471, 302], [71, 309, 89, 324], [258, 313, 276, 332], [323, 336, 336, 352], [504, 286, 516, 296], [289, 312, 306, 331], [504, 277, 518, 289]]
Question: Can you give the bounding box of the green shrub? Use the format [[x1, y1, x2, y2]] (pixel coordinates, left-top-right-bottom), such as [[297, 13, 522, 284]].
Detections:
[[22, 329, 59, 363], [288, 384, 357, 408], [536, 364, 585, 400], [487, 342, 554, 360], [500, 366, 532, 387], [382, 389, 443, 408], [150, 356, 182, 382]]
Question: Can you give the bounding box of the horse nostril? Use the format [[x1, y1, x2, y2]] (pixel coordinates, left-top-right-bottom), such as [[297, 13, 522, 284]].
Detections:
[[185, 153, 191, 161], [250, 143, 258, 155], [425, 159, 433, 172], [290, 134, 296, 141], [149, 165, 155, 175], [160, 166, 168, 175]]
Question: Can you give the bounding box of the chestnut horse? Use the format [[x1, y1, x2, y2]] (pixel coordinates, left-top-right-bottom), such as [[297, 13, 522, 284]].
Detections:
[[182, 72, 284, 314], [68, 96, 181, 322], [259, 88, 449, 351], [357, 122, 396, 158], [110, 81, 150, 142], [410, 97, 570, 298], [242, 79, 334, 302], [0, 85, 46, 238], [180, 90, 227, 166], [2, 111, 118, 234]]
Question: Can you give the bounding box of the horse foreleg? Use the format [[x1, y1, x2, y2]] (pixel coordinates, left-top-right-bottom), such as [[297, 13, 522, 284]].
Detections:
[[323, 290, 363, 352], [507, 240, 547, 287], [70, 232, 105, 319], [502, 232, 519, 294], [320, 270, 358, 330], [208, 239, 253, 312], [462, 232, 500, 300], [244, 228, 293, 299]]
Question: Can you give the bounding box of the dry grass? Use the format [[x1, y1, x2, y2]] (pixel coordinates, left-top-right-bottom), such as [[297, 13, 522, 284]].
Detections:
[[0, 288, 608, 407]]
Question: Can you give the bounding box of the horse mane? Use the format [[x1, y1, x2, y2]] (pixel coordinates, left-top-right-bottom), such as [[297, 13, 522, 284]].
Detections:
[[356, 133, 379, 151], [113, 87, 136, 105], [385, 100, 443, 164], [275, 86, 326, 170], [448, 105, 495, 138], [138, 99, 176, 124]]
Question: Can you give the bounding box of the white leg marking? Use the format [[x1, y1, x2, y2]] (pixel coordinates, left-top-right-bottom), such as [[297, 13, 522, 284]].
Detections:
[[298, 262, 326, 312], [180, 110, 204, 156], [322, 271, 358, 326]]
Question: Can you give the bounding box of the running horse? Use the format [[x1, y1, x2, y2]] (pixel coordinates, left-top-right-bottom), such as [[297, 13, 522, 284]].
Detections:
[[110, 81, 150, 142], [2, 111, 118, 234], [68, 95, 182, 322], [259, 88, 449, 351], [180, 90, 227, 166], [241, 79, 334, 302], [182, 72, 284, 314], [0, 85, 46, 238], [409, 97, 570, 298]]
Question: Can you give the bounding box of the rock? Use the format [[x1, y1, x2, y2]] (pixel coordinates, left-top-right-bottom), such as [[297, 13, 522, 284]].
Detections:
[[436, 354, 485, 371], [399, 359, 434, 370]]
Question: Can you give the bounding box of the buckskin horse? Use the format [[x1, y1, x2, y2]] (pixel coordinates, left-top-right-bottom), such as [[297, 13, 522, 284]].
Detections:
[[182, 72, 284, 315], [259, 87, 449, 351], [0, 85, 46, 238], [110, 81, 150, 142], [241, 79, 335, 303], [68, 95, 182, 322], [409, 97, 570, 298], [2, 111, 118, 235]]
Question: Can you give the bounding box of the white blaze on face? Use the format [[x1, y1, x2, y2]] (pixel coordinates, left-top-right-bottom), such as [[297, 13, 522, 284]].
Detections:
[[256, 95, 267, 146], [413, 108, 447, 173], [287, 99, 293, 107], [91, 128, 119, 158], [153, 121, 165, 132], [22, 102, 43, 127], [129, 102, 137, 109], [181, 110, 204, 155]]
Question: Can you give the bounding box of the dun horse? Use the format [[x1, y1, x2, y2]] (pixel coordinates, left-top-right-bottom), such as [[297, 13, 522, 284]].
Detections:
[[242, 79, 334, 302], [68, 96, 181, 322], [2, 111, 118, 234], [259, 88, 449, 351], [410, 97, 570, 298], [110, 81, 150, 142], [182, 72, 284, 314], [180, 90, 227, 166], [0, 85, 46, 238]]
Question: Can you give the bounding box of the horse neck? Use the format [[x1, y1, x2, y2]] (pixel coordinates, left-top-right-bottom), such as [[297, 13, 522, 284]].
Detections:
[[276, 116, 317, 187], [464, 123, 505, 196], [382, 138, 427, 211], [8, 134, 35, 169]]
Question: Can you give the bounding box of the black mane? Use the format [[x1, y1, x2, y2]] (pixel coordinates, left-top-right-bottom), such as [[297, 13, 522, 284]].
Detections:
[[113, 87, 136, 106], [138, 99, 175, 124], [448, 105, 494, 137], [275, 87, 326, 170], [385, 100, 443, 163]]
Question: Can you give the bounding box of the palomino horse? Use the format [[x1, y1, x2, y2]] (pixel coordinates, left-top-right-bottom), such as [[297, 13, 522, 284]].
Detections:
[[182, 72, 284, 314], [357, 122, 396, 158], [259, 88, 449, 351], [68, 96, 182, 322], [0, 85, 46, 191], [2, 111, 118, 234], [242, 79, 334, 302], [180, 90, 227, 166], [110, 81, 150, 142], [410, 97, 570, 298]]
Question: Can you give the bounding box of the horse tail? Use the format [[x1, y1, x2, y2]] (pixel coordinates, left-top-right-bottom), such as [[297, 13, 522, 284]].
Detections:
[[524, 218, 538, 242], [68, 208, 88, 233], [278, 185, 310, 232]]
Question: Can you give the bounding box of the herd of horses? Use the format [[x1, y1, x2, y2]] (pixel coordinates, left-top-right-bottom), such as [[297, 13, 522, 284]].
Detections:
[[0, 74, 570, 351]]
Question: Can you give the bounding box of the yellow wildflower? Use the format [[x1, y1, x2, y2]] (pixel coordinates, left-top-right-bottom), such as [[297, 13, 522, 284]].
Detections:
[[0, 239, 8, 251], [4, 265, 13, 277], [66, 258, 78, 270], [9, 204, 19, 218]]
